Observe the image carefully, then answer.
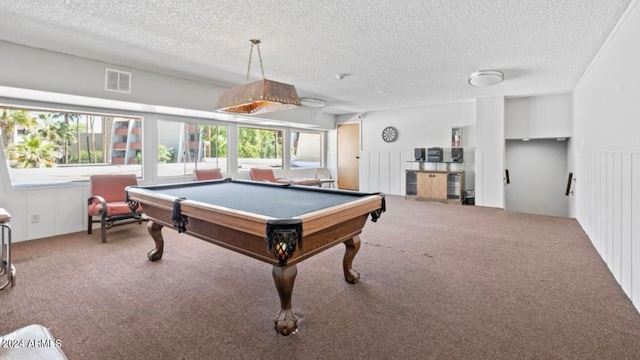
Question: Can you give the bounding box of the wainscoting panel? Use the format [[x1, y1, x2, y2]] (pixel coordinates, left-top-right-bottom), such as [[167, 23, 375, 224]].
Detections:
[[368, 152, 380, 193], [600, 153, 607, 259], [389, 152, 404, 195], [606, 153, 614, 269], [631, 153, 640, 306], [612, 153, 622, 283], [378, 152, 390, 194], [579, 149, 637, 311], [360, 150, 411, 196], [55, 185, 86, 236], [620, 153, 633, 297], [26, 189, 57, 241]]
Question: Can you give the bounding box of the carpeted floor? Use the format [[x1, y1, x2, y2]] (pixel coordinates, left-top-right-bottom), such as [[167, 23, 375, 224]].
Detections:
[[1, 195, 640, 359]]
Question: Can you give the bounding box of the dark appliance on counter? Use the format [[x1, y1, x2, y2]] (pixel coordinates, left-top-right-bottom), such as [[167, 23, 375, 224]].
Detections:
[[427, 147, 443, 162], [451, 147, 464, 162]]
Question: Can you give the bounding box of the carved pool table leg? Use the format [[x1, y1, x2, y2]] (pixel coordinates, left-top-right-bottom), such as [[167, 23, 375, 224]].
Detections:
[[147, 221, 164, 261], [343, 235, 361, 284], [272, 265, 298, 336]]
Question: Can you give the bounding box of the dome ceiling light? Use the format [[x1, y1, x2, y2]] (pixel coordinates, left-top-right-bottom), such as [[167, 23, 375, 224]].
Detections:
[[299, 97, 326, 108], [468, 70, 504, 87]]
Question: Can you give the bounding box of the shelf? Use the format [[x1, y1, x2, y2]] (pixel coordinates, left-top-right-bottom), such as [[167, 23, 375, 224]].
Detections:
[[407, 160, 463, 164], [407, 161, 464, 172]]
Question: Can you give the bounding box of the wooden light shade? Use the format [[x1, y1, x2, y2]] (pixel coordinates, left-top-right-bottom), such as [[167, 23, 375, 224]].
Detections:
[[215, 79, 301, 114]]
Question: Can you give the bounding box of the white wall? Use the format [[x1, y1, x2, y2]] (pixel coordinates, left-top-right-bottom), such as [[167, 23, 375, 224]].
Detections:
[[0, 41, 336, 129], [355, 102, 476, 195], [573, 0, 640, 311], [505, 93, 572, 140], [475, 97, 505, 208]]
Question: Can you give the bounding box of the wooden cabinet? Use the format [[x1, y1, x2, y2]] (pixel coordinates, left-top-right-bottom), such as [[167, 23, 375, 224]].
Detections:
[[417, 172, 448, 200], [406, 169, 465, 204]]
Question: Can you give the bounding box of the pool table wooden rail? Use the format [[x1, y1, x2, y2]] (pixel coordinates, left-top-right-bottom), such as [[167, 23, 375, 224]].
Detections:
[[126, 187, 382, 267]]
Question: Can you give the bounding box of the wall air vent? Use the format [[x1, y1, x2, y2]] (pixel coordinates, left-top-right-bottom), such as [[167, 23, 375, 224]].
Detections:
[[104, 68, 132, 94]]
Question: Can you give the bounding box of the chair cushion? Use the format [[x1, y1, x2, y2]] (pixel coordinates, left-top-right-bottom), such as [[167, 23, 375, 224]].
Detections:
[[88, 201, 141, 217]]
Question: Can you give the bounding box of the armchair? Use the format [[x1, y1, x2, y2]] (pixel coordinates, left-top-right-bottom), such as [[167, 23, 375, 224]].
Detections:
[[87, 174, 143, 243]]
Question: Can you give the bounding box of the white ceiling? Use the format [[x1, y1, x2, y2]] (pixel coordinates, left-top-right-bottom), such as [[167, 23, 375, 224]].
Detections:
[[0, 0, 633, 115]]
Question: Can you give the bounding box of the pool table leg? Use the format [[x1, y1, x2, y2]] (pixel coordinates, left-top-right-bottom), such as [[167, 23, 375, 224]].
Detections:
[[343, 236, 361, 284], [272, 265, 298, 336], [146, 221, 164, 261]]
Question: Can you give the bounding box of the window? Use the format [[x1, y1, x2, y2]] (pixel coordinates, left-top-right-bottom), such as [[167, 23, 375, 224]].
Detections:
[[290, 131, 322, 168], [0, 107, 142, 187], [157, 120, 228, 177], [238, 126, 283, 170]]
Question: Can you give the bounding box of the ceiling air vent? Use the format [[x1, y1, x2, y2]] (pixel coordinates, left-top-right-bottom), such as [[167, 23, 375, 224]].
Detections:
[[104, 68, 132, 94]]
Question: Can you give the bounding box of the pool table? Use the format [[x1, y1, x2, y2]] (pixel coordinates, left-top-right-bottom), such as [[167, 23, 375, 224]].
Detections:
[[125, 178, 385, 335]]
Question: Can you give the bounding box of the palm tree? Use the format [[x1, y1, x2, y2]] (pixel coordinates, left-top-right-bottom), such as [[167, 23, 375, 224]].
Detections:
[[36, 113, 76, 163], [0, 109, 37, 147], [51, 112, 81, 164], [7, 134, 58, 168]]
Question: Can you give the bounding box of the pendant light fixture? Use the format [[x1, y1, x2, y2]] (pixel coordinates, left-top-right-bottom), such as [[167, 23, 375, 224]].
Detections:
[[216, 39, 300, 114]]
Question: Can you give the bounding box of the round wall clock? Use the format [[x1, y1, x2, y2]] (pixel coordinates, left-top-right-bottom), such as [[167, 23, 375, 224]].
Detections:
[[382, 126, 398, 142]]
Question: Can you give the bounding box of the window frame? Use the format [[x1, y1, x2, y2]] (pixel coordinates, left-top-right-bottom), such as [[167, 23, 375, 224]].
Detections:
[[1, 102, 145, 188], [155, 117, 229, 178], [237, 125, 286, 172], [0, 98, 328, 189]]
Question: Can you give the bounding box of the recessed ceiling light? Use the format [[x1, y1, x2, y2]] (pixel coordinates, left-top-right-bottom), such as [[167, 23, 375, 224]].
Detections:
[[468, 70, 504, 87], [522, 138, 530, 141]]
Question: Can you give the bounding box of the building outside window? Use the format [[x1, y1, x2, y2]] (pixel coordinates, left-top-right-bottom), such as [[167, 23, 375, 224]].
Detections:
[[157, 120, 228, 177]]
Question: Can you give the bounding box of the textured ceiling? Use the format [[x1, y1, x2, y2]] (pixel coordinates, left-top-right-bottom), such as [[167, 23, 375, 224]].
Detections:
[[0, 0, 633, 115]]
